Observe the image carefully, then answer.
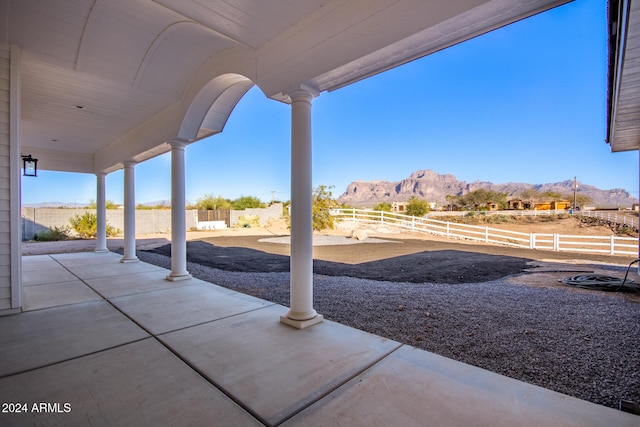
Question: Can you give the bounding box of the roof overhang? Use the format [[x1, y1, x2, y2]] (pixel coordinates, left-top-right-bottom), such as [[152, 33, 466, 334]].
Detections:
[[3, 0, 572, 174], [607, 0, 640, 152]]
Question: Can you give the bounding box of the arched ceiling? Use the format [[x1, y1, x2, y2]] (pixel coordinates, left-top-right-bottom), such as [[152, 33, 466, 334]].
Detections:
[[1, 0, 570, 173]]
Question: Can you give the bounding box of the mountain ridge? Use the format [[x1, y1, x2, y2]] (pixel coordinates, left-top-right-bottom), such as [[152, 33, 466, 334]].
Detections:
[[337, 169, 637, 208]]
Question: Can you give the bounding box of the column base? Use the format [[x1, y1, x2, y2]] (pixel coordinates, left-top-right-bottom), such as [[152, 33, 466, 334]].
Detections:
[[280, 314, 324, 329], [165, 273, 192, 282], [120, 256, 139, 263], [94, 248, 109, 253]]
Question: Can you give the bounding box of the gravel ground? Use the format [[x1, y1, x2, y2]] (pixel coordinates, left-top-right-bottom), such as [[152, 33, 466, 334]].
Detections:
[[133, 248, 640, 410]]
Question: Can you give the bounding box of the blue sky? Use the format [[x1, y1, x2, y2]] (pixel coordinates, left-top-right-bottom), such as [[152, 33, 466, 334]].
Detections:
[[22, 0, 639, 206]]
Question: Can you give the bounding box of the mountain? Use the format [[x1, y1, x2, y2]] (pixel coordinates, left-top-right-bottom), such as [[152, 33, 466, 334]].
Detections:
[[337, 170, 637, 208], [22, 202, 90, 208]]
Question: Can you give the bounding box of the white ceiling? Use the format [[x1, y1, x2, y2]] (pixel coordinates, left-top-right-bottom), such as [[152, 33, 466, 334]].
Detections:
[[2, 0, 570, 174]]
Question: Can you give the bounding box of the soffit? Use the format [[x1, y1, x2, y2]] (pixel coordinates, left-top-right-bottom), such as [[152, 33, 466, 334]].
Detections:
[[608, 0, 640, 152], [6, 0, 571, 173]]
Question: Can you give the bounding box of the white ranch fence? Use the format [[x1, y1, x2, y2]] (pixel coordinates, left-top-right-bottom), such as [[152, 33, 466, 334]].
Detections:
[[580, 210, 637, 229], [332, 209, 639, 257]]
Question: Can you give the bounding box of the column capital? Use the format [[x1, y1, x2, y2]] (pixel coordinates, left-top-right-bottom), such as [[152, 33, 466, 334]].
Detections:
[[122, 160, 137, 168], [170, 137, 191, 149], [287, 85, 319, 103]]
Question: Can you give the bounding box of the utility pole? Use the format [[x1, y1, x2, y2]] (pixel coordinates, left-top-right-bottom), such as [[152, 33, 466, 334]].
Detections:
[[573, 176, 577, 210]]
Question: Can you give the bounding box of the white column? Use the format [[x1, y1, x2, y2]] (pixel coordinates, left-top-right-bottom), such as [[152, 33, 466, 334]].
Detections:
[[166, 139, 192, 281], [121, 161, 138, 263], [280, 89, 323, 329], [95, 173, 108, 252]]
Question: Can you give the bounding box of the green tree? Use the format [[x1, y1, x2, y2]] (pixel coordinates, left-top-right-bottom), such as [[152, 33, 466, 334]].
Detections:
[[374, 202, 393, 212], [458, 189, 507, 210], [232, 195, 264, 210], [312, 185, 339, 231], [518, 188, 540, 209], [405, 196, 430, 217], [574, 194, 593, 209], [541, 191, 563, 200], [195, 194, 232, 210], [445, 194, 460, 210]]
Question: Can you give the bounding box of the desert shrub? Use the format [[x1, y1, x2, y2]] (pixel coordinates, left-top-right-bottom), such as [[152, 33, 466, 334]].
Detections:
[[405, 196, 430, 217], [232, 196, 264, 210], [34, 226, 71, 241], [312, 185, 340, 231], [195, 194, 232, 210], [374, 202, 393, 212], [69, 212, 119, 239], [236, 215, 260, 228]]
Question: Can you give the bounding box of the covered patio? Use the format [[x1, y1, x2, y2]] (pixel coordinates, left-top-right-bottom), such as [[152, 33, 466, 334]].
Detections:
[[2, 0, 640, 425], [1, 0, 577, 323], [1, 251, 636, 426]]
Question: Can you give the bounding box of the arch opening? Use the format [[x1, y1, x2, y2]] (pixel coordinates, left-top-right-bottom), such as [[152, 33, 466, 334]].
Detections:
[[178, 74, 255, 142]]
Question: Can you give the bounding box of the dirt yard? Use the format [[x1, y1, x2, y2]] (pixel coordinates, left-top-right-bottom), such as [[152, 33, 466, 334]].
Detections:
[[135, 215, 640, 409], [145, 215, 638, 288]]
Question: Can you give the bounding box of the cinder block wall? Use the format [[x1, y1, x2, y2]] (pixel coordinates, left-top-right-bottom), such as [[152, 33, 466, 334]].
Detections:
[[230, 203, 283, 226], [21, 208, 199, 240]]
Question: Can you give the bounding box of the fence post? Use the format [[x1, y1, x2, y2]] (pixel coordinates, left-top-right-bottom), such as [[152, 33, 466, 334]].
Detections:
[[381, 211, 384, 225], [530, 233, 535, 249], [553, 234, 559, 251], [485, 226, 489, 243], [352, 209, 356, 222], [611, 235, 615, 256], [446, 222, 450, 238], [411, 216, 415, 232]]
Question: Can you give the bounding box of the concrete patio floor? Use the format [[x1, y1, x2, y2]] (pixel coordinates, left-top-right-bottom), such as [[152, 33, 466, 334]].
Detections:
[[0, 252, 638, 426]]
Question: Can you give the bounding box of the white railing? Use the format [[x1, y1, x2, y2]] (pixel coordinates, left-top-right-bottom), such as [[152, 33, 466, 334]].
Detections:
[[332, 209, 639, 257]]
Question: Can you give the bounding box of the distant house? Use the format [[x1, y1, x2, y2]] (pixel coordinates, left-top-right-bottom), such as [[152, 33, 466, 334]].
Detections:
[[533, 200, 571, 210], [392, 202, 407, 213], [392, 201, 437, 213], [507, 198, 570, 211], [508, 199, 526, 210]]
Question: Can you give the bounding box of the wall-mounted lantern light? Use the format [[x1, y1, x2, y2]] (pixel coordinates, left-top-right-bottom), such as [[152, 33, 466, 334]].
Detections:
[[22, 155, 38, 177]]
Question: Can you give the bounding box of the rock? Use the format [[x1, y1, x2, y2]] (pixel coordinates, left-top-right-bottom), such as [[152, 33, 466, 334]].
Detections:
[[350, 229, 368, 241]]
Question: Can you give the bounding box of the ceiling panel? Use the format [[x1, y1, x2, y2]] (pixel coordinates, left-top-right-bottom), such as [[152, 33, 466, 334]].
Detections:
[[21, 53, 170, 154], [135, 22, 236, 98], [6, 0, 571, 173], [7, 0, 93, 68], [152, 0, 330, 48]]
